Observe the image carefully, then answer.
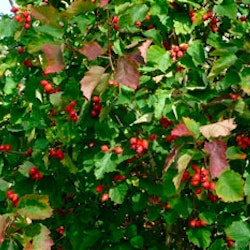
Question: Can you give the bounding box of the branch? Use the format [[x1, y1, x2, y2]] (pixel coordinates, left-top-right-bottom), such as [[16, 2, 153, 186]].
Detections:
[[8, 0, 14, 7]]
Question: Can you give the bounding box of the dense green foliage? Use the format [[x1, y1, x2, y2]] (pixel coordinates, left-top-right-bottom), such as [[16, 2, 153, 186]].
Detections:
[[0, 0, 250, 249]]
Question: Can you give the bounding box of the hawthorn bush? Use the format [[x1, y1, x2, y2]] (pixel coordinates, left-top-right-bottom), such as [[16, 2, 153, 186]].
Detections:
[[0, 0, 250, 249]]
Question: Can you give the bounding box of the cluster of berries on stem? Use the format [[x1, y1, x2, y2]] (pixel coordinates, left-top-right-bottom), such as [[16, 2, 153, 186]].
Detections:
[[29, 167, 43, 180], [0, 144, 12, 152], [189, 219, 206, 228], [65, 101, 78, 122], [40, 80, 60, 94], [6, 190, 19, 207], [13, 7, 32, 30], [236, 134, 250, 150], [226, 236, 235, 248], [24, 148, 33, 157], [49, 149, 65, 160], [130, 137, 149, 154], [170, 44, 188, 62], [91, 96, 102, 118]]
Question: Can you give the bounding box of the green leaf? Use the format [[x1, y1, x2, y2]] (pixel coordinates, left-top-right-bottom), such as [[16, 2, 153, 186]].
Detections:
[[131, 113, 153, 125], [216, 169, 244, 202], [240, 68, 250, 95], [244, 175, 250, 204], [130, 4, 149, 22], [61, 154, 78, 174], [208, 54, 237, 80], [18, 161, 35, 177], [147, 45, 171, 72], [17, 194, 53, 220], [49, 92, 63, 107], [177, 0, 201, 8], [132, 192, 147, 211], [95, 153, 116, 179], [0, 18, 18, 38], [187, 40, 206, 66], [209, 239, 226, 250], [226, 146, 247, 160], [4, 77, 17, 95], [187, 228, 211, 248], [173, 15, 193, 35], [214, 2, 238, 19], [142, 29, 162, 46], [226, 221, 250, 243], [130, 235, 144, 249], [183, 117, 200, 138], [109, 183, 128, 204]]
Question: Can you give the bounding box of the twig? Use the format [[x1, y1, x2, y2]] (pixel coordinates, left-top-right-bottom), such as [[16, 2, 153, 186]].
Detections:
[[8, 0, 14, 7]]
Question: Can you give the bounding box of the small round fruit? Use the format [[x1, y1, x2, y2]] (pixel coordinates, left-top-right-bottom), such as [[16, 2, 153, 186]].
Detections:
[[101, 193, 109, 202], [95, 184, 104, 193], [189, 220, 196, 228], [114, 146, 123, 154], [101, 145, 109, 153], [44, 83, 53, 93], [29, 167, 38, 177]]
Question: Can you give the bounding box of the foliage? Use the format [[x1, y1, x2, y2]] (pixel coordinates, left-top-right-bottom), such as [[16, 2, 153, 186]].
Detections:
[[0, 0, 250, 249]]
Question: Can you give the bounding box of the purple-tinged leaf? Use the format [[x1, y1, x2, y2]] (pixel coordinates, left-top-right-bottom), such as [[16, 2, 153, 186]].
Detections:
[[204, 140, 228, 179], [79, 42, 103, 60], [171, 123, 193, 137], [42, 44, 64, 74], [114, 56, 140, 89], [80, 66, 105, 100]]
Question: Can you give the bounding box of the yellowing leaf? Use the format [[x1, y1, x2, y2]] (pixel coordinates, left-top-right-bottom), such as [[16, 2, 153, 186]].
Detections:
[[200, 119, 236, 139], [138, 39, 152, 63], [80, 66, 105, 100], [204, 140, 228, 179], [42, 44, 65, 74], [114, 56, 140, 89], [79, 42, 103, 60]]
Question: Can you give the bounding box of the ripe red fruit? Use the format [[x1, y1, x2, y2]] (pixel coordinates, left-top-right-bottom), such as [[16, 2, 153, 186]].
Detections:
[[4, 144, 12, 151], [112, 16, 119, 24], [11, 6, 19, 13], [56, 150, 64, 160], [135, 20, 142, 27], [113, 174, 125, 182], [44, 83, 53, 93], [209, 182, 216, 190], [145, 14, 150, 21], [29, 167, 38, 177], [95, 184, 104, 193], [114, 146, 123, 154], [91, 109, 99, 118], [6, 190, 15, 199], [92, 96, 101, 103], [15, 14, 23, 22], [24, 148, 33, 157], [56, 226, 64, 235], [180, 44, 188, 51], [32, 172, 43, 180], [165, 203, 171, 211], [101, 193, 109, 202], [192, 173, 201, 182], [199, 220, 206, 227], [101, 145, 109, 153], [40, 80, 49, 86], [240, 16, 246, 22], [49, 149, 57, 157], [189, 220, 196, 228], [17, 47, 24, 54], [23, 59, 32, 68], [149, 134, 157, 141]]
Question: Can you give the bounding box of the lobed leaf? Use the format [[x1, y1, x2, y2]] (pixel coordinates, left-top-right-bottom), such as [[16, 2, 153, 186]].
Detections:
[[79, 42, 103, 60]]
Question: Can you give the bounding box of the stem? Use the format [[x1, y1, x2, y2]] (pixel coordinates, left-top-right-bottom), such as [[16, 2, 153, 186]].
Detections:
[[106, 7, 115, 71], [8, 0, 14, 7]]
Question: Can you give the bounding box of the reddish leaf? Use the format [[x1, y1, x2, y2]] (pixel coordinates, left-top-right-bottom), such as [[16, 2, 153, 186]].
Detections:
[[138, 39, 152, 63], [42, 44, 64, 74], [100, 0, 109, 6], [80, 66, 105, 100], [163, 146, 179, 173], [171, 123, 193, 137], [79, 42, 103, 60], [0, 215, 9, 244], [63, 0, 95, 18], [24, 225, 54, 250], [31, 5, 61, 28], [200, 119, 237, 139], [114, 56, 140, 89], [204, 140, 229, 179]]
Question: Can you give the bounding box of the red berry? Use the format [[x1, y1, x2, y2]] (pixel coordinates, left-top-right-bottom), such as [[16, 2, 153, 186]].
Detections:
[[56, 150, 64, 160], [4, 144, 12, 151], [91, 109, 99, 118], [165, 203, 171, 211], [24, 22, 31, 29], [92, 96, 100, 103], [23, 11, 29, 18], [192, 173, 201, 182], [17, 47, 24, 54], [180, 44, 188, 51], [95, 184, 104, 193], [11, 6, 19, 13], [32, 172, 43, 180], [209, 182, 216, 190], [199, 220, 206, 227], [101, 145, 109, 153], [189, 220, 196, 228], [145, 14, 150, 21], [15, 14, 23, 22], [29, 167, 38, 177], [195, 188, 202, 194], [56, 226, 64, 235], [44, 83, 53, 93], [135, 20, 142, 27], [6, 190, 15, 199], [23, 60, 32, 68], [114, 146, 123, 154], [240, 16, 246, 22], [202, 181, 211, 189], [101, 193, 109, 202], [112, 16, 119, 24], [113, 174, 125, 182], [149, 134, 157, 141]]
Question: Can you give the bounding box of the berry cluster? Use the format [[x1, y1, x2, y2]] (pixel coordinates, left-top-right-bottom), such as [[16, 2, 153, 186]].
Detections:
[[130, 137, 149, 154], [112, 16, 120, 30], [91, 96, 102, 118], [0, 144, 12, 151], [113, 174, 126, 182], [24, 148, 33, 157], [211, 16, 218, 33], [230, 93, 241, 100], [226, 236, 235, 248], [29, 167, 43, 180], [166, 134, 178, 142], [14, 9, 32, 30], [189, 10, 196, 23], [206, 192, 220, 202], [6, 190, 19, 207], [23, 59, 32, 68], [236, 134, 250, 150], [65, 101, 78, 122], [189, 219, 206, 228], [202, 12, 213, 21], [56, 226, 65, 236], [40, 80, 60, 94], [49, 149, 65, 160], [160, 117, 173, 128], [170, 44, 188, 62]]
